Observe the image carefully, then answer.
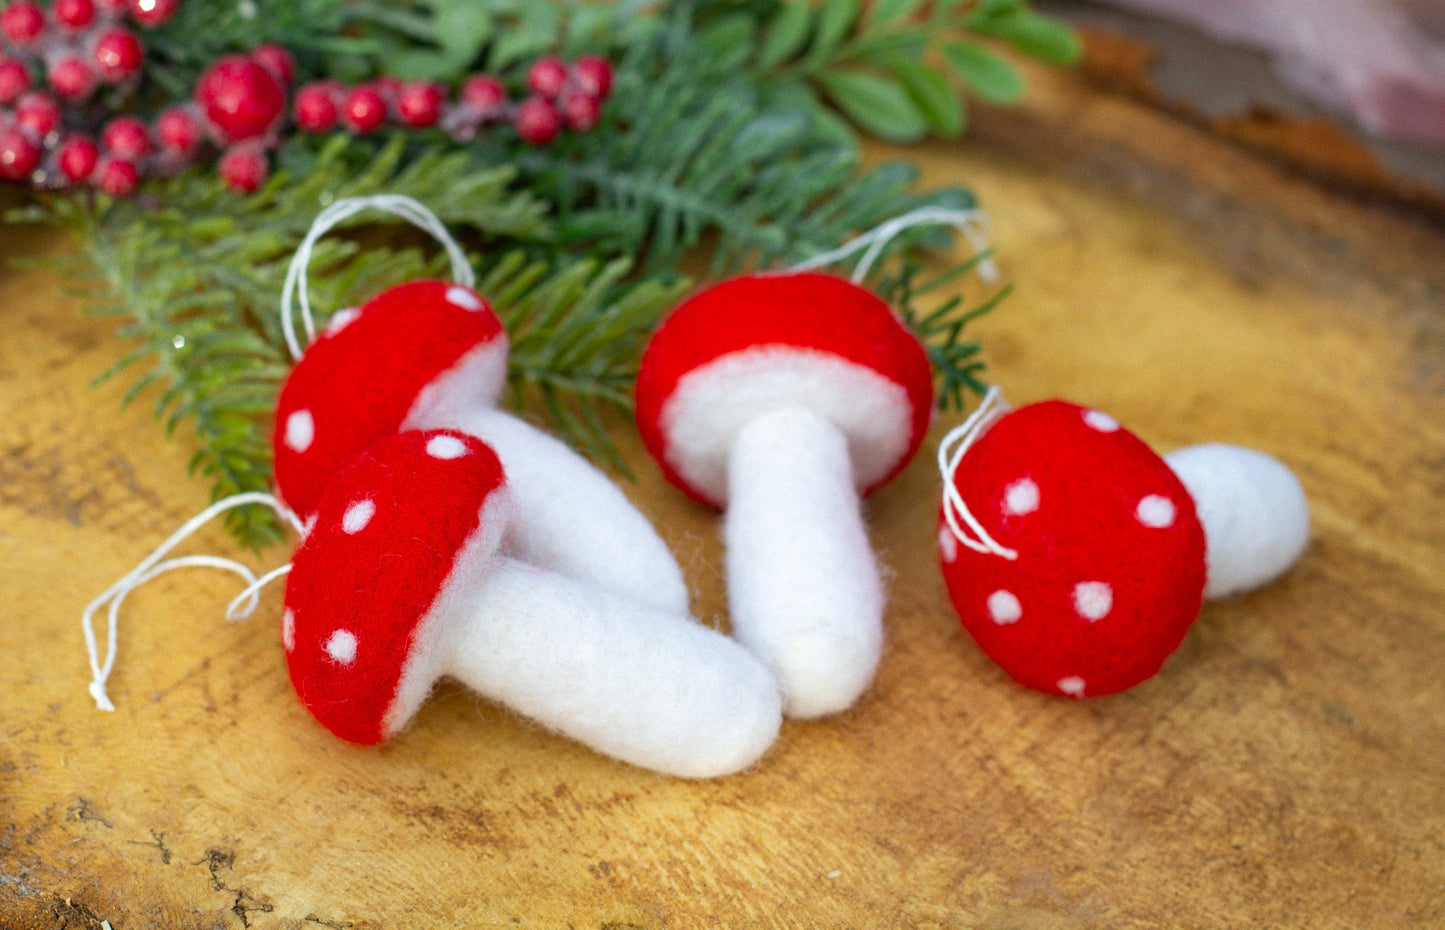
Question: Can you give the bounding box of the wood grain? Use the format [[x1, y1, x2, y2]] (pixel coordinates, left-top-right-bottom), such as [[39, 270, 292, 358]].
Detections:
[[3, 53, 1444, 929]]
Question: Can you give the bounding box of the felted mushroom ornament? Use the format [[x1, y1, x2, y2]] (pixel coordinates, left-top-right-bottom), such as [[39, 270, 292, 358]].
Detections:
[[284, 428, 782, 778], [273, 196, 689, 615], [635, 272, 934, 719], [937, 392, 1310, 698]]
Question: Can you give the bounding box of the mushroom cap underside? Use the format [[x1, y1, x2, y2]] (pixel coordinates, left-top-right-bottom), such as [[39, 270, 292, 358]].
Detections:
[[635, 272, 933, 508]]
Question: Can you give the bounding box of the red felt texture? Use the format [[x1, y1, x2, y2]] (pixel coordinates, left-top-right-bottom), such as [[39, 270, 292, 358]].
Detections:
[[939, 401, 1207, 698], [283, 429, 506, 744], [634, 272, 934, 506], [272, 280, 503, 518]]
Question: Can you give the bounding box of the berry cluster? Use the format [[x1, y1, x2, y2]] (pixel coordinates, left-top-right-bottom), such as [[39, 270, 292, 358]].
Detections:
[[0, 15, 615, 196], [291, 54, 614, 148], [0, 0, 173, 190]]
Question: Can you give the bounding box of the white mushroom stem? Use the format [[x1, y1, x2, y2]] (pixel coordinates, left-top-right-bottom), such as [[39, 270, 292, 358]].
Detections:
[[440, 405, 692, 615], [723, 406, 884, 719], [1164, 444, 1310, 600], [439, 557, 782, 778]]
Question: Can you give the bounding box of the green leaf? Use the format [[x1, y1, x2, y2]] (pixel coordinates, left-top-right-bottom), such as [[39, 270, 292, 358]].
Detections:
[[816, 68, 927, 142], [433, 0, 494, 63], [697, 13, 758, 75], [808, 0, 861, 65], [942, 41, 1025, 104], [888, 56, 964, 137], [869, 0, 925, 28], [994, 12, 1082, 65], [757, 0, 813, 69]]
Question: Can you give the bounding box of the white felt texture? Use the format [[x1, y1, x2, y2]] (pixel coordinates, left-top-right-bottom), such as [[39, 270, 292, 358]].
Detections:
[[405, 336, 510, 427], [437, 556, 782, 778], [422, 405, 691, 616], [662, 347, 915, 504], [724, 406, 884, 719], [1164, 443, 1310, 599], [385, 491, 512, 737]]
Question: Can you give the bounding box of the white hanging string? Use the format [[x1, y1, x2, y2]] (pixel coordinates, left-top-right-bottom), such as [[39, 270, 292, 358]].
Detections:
[[937, 386, 1019, 561], [280, 194, 475, 361], [788, 205, 999, 285], [82, 492, 302, 712]]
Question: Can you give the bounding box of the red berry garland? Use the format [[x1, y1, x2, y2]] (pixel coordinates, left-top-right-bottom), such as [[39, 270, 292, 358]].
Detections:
[[0, 0, 616, 194]]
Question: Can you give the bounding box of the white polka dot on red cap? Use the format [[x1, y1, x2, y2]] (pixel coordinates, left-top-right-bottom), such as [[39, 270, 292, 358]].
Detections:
[[938, 525, 958, 563], [1003, 477, 1040, 515], [282, 609, 296, 652], [446, 286, 483, 311], [325, 629, 358, 665], [426, 434, 470, 460], [284, 409, 314, 452], [1057, 676, 1087, 697], [342, 499, 375, 534], [987, 590, 1022, 625], [1136, 494, 1177, 528], [1073, 581, 1113, 621], [324, 307, 361, 336], [1083, 409, 1119, 433]]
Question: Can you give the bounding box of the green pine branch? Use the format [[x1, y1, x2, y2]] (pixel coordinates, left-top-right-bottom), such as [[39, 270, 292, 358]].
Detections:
[[14, 134, 688, 546]]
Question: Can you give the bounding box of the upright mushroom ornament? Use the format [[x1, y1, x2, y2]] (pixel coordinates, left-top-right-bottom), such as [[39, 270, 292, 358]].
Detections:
[[938, 395, 1309, 698], [636, 272, 934, 718], [284, 429, 782, 778]]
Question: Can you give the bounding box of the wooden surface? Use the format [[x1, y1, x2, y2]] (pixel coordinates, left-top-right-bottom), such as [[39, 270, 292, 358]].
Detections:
[[4, 51, 1445, 929]]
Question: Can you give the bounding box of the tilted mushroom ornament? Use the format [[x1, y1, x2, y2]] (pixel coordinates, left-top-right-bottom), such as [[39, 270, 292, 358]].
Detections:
[[635, 272, 934, 719], [273, 279, 691, 615], [937, 398, 1309, 698], [283, 429, 782, 778]]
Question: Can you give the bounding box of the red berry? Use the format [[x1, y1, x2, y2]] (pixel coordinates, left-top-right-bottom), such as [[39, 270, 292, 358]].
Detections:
[[1, 2, 44, 46], [194, 54, 285, 143], [154, 105, 200, 154], [48, 53, 96, 99], [95, 155, 138, 195], [570, 55, 614, 99], [526, 56, 568, 100], [557, 90, 600, 132], [55, 0, 97, 29], [293, 80, 341, 132], [14, 91, 61, 138], [57, 134, 99, 182], [0, 126, 40, 180], [250, 43, 294, 86], [95, 0, 128, 11], [91, 27, 144, 82], [396, 80, 443, 128], [127, 0, 177, 27], [460, 74, 506, 112], [0, 58, 31, 104], [218, 142, 266, 192], [101, 115, 150, 159], [513, 95, 560, 145], [340, 84, 386, 134]]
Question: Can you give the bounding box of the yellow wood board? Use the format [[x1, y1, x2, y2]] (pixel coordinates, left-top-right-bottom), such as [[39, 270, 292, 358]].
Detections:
[[3, 59, 1443, 928]]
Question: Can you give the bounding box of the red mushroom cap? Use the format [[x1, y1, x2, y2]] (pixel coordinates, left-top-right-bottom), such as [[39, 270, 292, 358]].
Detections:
[[938, 400, 1207, 698], [635, 272, 934, 509], [283, 429, 509, 744], [272, 280, 507, 519]]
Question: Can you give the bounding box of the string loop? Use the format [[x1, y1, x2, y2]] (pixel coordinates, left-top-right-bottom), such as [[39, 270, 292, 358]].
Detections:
[[280, 195, 474, 361], [937, 386, 1019, 561], [788, 205, 999, 285], [82, 492, 301, 712]]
